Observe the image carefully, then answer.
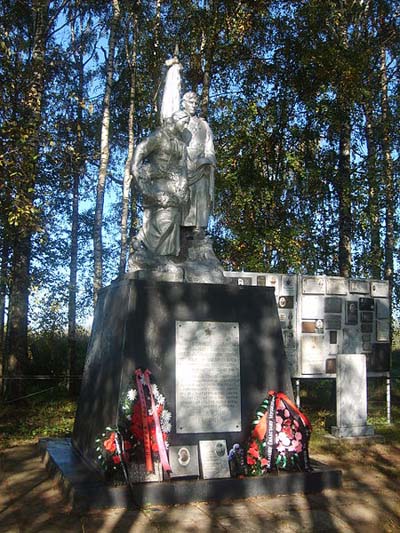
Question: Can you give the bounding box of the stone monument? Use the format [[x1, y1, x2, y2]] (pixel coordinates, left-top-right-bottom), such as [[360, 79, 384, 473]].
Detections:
[[68, 54, 339, 508], [331, 353, 375, 438], [128, 53, 224, 284]]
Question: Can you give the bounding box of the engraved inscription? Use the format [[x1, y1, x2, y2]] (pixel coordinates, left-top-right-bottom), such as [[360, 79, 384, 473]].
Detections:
[[176, 321, 241, 434]]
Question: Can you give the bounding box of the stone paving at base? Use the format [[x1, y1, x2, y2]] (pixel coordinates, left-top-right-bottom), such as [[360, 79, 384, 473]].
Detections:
[[1, 444, 400, 532]]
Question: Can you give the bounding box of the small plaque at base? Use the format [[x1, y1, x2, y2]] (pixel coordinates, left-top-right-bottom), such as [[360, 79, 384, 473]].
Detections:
[[199, 439, 230, 479], [169, 445, 199, 478], [128, 460, 163, 484]]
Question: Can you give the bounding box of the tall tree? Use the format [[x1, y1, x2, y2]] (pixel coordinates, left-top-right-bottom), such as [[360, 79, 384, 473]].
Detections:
[[119, 2, 139, 275], [4, 0, 50, 396], [93, 0, 120, 305]]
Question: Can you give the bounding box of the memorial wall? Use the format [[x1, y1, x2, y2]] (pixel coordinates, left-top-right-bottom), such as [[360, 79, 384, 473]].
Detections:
[[224, 272, 391, 378]]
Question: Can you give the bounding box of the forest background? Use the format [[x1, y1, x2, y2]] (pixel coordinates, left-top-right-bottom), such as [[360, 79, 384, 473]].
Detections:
[[0, 0, 399, 399]]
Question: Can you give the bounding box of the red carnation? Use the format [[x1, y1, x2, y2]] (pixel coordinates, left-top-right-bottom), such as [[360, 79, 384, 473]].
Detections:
[[103, 433, 116, 453]]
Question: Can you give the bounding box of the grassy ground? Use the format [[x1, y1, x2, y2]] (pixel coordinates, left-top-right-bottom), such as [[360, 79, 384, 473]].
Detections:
[[0, 386, 76, 449], [1, 377, 399, 453]]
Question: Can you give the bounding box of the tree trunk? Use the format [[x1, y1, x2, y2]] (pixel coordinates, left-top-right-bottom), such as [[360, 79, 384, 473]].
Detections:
[[337, 103, 352, 278], [93, 0, 120, 305], [379, 42, 394, 321], [5, 0, 49, 398], [363, 101, 382, 278], [0, 237, 9, 397], [119, 8, 138, 275], [199, 29, 215, 120], [66, 6, 87, 395]]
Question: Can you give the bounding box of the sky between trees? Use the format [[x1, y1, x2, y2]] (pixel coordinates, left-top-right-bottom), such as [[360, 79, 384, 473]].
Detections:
[[0, 0, 399, 393]]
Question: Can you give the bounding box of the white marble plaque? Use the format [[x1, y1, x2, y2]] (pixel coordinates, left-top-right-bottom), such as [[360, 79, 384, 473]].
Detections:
[[301, 335, 325, 374], [175, 321, 241, 433], [302, 276, 325, 294], [199, 439, 230, 479], [349, 279, 369, 294], [371, 281, 389, 298], [326, 277, 348, 295], [301, 295, 324, 319]]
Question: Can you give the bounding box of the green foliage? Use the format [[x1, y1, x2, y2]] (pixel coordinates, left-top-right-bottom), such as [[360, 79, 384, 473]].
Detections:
[[0, 388, 77, 449], [28, 329, 89, 377], [1, 0, 400, 394]]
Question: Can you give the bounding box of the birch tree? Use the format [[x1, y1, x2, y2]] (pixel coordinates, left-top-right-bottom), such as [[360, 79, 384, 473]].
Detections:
[[93, 0, 120, 305]]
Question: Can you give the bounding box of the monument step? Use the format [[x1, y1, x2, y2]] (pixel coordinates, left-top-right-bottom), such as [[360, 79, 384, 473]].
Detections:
[[40, 438, 342, 511]]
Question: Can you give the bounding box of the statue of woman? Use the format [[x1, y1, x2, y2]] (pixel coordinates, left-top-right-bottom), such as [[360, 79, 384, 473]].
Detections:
[[181, 91, 216, 235]]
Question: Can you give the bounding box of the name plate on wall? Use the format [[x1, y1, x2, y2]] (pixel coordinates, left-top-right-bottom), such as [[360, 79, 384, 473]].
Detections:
[[175, 321, 241, 434]]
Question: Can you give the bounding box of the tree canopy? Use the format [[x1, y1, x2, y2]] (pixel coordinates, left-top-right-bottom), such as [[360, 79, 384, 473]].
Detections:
[[0, 0, 399, 394]]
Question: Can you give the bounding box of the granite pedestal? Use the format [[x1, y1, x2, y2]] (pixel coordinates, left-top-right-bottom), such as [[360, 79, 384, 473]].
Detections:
[[40, 438, 342, 510], [73, 279, 293, 474]]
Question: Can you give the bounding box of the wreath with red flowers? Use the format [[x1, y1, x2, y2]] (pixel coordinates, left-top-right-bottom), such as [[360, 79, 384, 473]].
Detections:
[[95, 373, 171, 480], [246, 392, 311, 476]]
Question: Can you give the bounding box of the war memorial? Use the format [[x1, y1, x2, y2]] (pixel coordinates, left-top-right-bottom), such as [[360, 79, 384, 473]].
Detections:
[[41, 54, 343, 510]]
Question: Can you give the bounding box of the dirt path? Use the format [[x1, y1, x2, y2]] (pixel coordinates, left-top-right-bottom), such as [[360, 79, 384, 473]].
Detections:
[[0, 443, 399, 532]]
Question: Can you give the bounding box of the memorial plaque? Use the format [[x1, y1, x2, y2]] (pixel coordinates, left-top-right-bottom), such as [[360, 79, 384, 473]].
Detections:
[[176, 321, 241, 434], [324, 297, 342, 314], [345, 301, 358, 325], [264, 274, 280, 291], [302, 320, 324, 333], [128, 461, 163, 484], [349, 279, 369, 294], [302, 276, 325, 294], [371, 281, 389, 298], [281, 275, 296, 296], [326, 358, 336, 373], [361, 311, 373, 323], [376, 299, 390, 319], [362, 342, 372, 352], [343, 328, 359, 354], [278, 295, 294, 309], [169, 445, 199, 478], [326, 277, 348, 295], [359, 297, 374, 311], [376, 320, 390, 342], [301, 335, 325, 374], [283, 330, 296, 353], [325, 314, 342, 330], [237, 277, 252, 286], [302, 295, 324, 319], [329, 330, 338, 345], [361, 323, 373, 333], [279, 309, 294, 331], [279, 317, 288, 329], [199, 440, 230, 479], [257, 275, 266, 286]]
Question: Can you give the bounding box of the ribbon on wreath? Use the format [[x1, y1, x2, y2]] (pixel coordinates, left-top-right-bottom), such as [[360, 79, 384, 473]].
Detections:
[[143, 369, 172, 473], [135, 369, 153, 472]]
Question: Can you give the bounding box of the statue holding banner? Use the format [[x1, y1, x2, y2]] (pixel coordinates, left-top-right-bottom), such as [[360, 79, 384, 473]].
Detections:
[[128, 52, 224, 283]]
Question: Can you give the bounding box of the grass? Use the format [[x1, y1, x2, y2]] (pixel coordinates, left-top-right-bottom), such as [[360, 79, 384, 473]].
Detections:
[[0, 386, 77, 449], [1, 378, 399, 453]]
